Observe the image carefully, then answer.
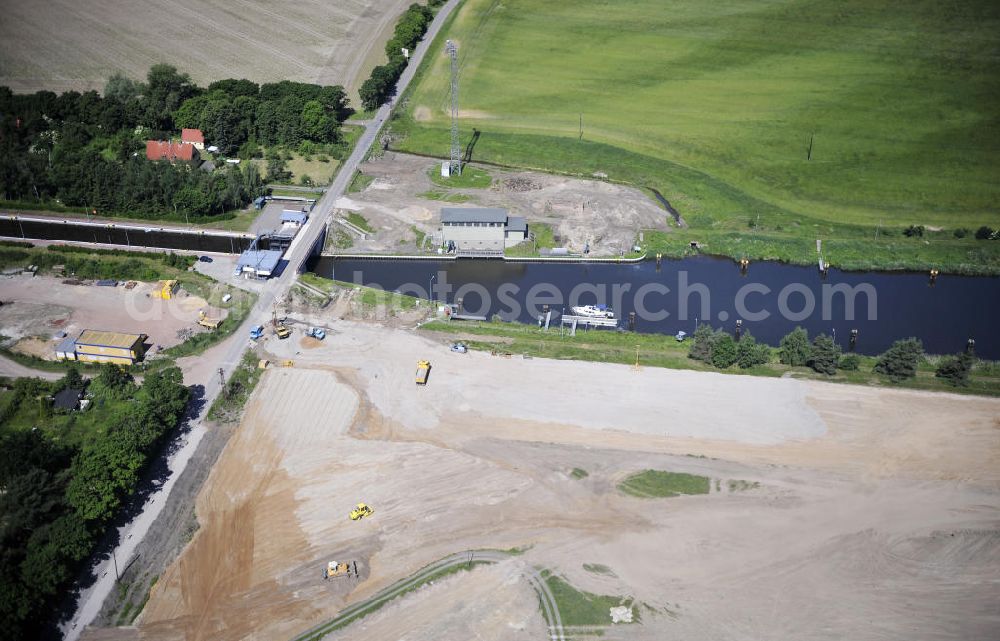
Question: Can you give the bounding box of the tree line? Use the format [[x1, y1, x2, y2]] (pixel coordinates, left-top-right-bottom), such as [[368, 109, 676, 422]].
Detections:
[[0, 64, 352, 220], [689, 324, 977, 386], [0, 365, 190, 640], [359, 2, 439, 111]]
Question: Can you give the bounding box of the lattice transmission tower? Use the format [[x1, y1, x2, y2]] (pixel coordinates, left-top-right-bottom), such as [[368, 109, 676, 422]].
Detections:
[[445, 40, 461, 176]]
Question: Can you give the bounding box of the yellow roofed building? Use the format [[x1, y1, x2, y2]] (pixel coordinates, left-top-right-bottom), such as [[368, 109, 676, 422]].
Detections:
[[68, 330, 147, 365]]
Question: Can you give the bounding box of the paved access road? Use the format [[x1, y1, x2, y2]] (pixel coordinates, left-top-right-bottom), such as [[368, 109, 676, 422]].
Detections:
[[61, 1, 462, 638], [289, 550, 566, 641]]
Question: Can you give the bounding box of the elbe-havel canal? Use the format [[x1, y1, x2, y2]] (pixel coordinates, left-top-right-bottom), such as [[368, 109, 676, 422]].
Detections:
[[311, 255, 1000, 360], [1, 214, 997, 358]]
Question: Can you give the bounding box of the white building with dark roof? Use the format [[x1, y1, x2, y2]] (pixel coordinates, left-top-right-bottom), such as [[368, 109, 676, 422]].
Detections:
[[440, 207, 528, 255]]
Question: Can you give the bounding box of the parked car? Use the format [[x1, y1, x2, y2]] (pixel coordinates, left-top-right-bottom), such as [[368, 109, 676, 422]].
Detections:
[[450, 342, 468, 353]]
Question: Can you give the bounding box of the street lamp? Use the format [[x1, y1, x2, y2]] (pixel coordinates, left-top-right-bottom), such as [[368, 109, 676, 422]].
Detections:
[[428, 274, 436, 303]]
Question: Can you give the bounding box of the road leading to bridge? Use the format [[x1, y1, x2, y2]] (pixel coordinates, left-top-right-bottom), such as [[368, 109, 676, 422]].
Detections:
[[61, 1, 462, 638]]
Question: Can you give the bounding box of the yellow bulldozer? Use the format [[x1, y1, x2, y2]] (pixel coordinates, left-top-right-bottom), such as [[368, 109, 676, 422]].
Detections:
[[349, 503, 373, 521], [324, 561, 352, 579]]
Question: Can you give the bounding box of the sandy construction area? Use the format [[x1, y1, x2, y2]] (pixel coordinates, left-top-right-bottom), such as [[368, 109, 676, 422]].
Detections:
[[0, 276, 208, 352], [0, 0, 414, 99], [335, 152, 669, 255], [110, 320, 1000, 641]]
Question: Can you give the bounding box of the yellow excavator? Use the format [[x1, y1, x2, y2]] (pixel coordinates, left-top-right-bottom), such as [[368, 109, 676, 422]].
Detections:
[[349, 503, 373, 521]]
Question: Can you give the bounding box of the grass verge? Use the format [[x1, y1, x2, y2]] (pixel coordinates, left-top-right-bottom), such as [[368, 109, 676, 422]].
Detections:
[[618, 470, 711, 498], [428, 165, 492, 189], [417, 319, 1000, 396], [347, 171, 375, 194], [345, 212, 375, 234], [417, 189, 473, 203], [541, 570, 637, 626], [300, 273, 425, 310], [207, 351, 265, 422]]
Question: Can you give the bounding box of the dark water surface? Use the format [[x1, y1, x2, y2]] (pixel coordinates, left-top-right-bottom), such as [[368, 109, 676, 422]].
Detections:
[[0, 217, 257, 253], [311, 255, 1000, 359]]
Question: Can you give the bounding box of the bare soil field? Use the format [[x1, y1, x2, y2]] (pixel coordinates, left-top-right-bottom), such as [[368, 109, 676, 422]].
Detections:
[[0, 276, 210, 353], [334, 152, 668, 255], [89, 314, 1000, 641], [0, 0, 414, 100]]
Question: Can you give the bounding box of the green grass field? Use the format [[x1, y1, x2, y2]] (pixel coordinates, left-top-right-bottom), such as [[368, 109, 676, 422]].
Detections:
[[618, 470, 711, 498], [395, 0, 1000, 273]]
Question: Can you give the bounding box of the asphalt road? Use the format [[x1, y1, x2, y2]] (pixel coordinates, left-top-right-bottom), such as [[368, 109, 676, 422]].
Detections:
[[0, 353, 62, 380], [60, 1, 463, 638]]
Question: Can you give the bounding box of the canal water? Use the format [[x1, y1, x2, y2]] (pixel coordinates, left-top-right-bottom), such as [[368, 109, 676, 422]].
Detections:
[[310, 255, 1000, 359], [0, 217, 259, 254]]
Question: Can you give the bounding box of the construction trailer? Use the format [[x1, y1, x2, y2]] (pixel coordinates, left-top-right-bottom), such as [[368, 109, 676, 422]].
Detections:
[[58, 330, 146, 365]]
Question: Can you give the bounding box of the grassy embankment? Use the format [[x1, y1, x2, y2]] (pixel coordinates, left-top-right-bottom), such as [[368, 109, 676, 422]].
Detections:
[[299, 272, 423, 310], [418, 319, 1000, 396], [392, 0, 1000, 274], [541, 570, 638, 627], [207, 351, 266, 422]]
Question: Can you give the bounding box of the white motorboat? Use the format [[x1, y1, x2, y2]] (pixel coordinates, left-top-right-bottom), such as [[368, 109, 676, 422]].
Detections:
[[571, 304, 615, 319]]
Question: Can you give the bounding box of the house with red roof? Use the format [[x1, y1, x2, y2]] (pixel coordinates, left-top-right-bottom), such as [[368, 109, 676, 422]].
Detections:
[[181, 128, 205, 150], [145, 141, 199, 164]]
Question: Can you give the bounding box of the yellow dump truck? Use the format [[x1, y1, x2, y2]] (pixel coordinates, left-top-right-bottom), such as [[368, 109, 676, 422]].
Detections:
[[415, 360, 431, 385]]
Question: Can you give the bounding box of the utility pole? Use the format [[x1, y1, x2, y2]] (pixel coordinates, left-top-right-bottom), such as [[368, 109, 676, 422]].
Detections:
[[446, 40, 461, 176], [217, 368, 226, 395], [579, 113, 583, 140]]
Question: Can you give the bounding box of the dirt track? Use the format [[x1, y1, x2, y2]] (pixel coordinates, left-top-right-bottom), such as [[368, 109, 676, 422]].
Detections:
[[97, 320, 1000, 641]]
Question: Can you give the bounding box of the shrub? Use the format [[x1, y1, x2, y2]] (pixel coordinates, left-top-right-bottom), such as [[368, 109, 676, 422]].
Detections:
[[874, 338, 924, 382], [953, 228, 969, 239], [736, 333, 770, 369], [935, 351, 974, 386], [778, 327, 811, 366], [975, 226, 996, 240], [903, 225, 925, 238], [807, 334, 841, 375], [238, 140, 261, 160], [839, 354, 860, 371], [711, 334, 738, 369], [688, 323, 720, 362]]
